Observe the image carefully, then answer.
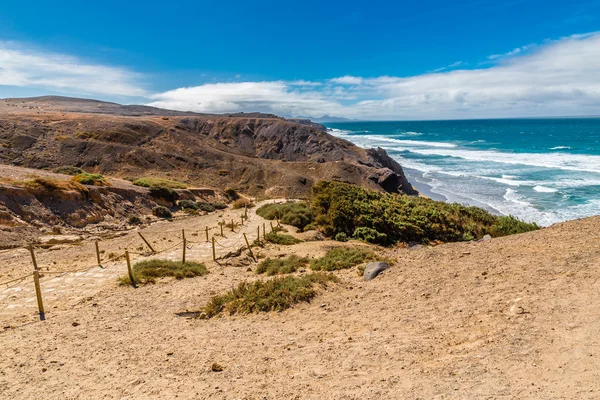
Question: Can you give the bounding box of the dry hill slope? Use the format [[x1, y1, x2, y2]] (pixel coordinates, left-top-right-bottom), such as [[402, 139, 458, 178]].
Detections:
[[0, 97, 415, 197]]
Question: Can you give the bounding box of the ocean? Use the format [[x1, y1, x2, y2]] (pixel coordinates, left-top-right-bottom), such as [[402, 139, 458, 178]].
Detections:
[[325, 118, 600, 226]]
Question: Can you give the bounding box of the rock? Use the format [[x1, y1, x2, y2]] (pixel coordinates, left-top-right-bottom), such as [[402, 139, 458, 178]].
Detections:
[[363, 262, 391, 281], [39, 235, 83, 247], [481, 234, 492, 242]]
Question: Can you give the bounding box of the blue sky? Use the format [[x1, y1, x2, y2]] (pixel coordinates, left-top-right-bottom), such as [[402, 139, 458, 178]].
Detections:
[[1, 0, 600, 119]]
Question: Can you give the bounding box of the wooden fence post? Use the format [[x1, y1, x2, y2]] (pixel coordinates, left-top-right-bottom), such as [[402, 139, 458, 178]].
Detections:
[[212, 237, 216, 262], [220, 222, 224, 237], [231, 219, 234, 232], [257, 226, 260, 244], [270, 222, 275, 232], [138, 232, 156, 253], [95, 241, 103, 268], [182, 238, 187, 263], [244, 206, 248, 219], [125, 250, 137, 288], [243, 233, 257, 262], [29, 244, 45, 321], [263, 223, 266, 240], [182, 228, 186, 241], [205, 226, 209, 242]]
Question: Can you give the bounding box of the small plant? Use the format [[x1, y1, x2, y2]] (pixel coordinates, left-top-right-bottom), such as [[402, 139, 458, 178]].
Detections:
[[334, 232, 348, 242], [202, 273, 337, 317], [22, 176, 89, 194], [256, 255, 310, 276], [232, 197, 254, 209], [54, 166, 84, 176], [133, 177, 187, 189], [310, 247, 376, 271], [148, 186, 179, 203], [256, 202, 313, 230], [178, 199, 198, 211], [211, 202, 228, 210], [72, 173, 108, 186], [118, 259, 208, 285], [265, 232, 301, 245], [217, 169, 229, 176], [128, 215, 142, 225], [153, 206, 173, 219], [225, 188, 240, 200]]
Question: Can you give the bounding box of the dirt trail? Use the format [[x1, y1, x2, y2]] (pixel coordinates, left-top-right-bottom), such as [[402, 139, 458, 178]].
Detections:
[[0, 201, 276, 325], [1, 215, 600, 399]]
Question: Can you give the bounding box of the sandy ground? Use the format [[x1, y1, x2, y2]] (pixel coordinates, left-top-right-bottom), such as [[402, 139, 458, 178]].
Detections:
[[1, 208, 600, 399]]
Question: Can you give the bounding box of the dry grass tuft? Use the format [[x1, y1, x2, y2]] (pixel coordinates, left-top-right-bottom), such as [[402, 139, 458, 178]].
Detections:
[[118, 259, 208, 285], [255, 255, 310, 276]]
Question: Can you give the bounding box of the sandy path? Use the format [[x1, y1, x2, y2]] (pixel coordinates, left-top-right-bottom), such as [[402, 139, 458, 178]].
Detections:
[[0, 201, 276, 325]]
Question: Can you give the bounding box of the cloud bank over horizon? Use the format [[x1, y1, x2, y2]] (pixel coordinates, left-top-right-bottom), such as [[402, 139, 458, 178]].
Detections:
[[2, 32, 600, 120]]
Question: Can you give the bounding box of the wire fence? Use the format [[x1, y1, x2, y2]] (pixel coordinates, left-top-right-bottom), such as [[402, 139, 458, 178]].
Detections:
[[1, 209, 276, 322]]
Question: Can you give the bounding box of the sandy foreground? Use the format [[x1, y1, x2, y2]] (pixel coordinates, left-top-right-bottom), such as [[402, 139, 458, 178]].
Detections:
[[1, 205, 600, 399]]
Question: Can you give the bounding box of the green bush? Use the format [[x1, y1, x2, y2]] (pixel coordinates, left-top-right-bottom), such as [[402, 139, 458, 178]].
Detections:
[[152, 206, 172, 219], [256, 255, 309, 276], [265, 232, 301, 245], [128, 215, 142, 225], [71, 173, 108, 186], [334, 232, 348, 242], [148, 186, 179, 203], [202, 273, 337, 317], [133, 177, 187, 189], [352, 227, 387, 245], [178, 199, 198, 210], [310, 247, 375, 271], [225, 188, 240, 200], [256, 202, 314, 230], [311, 181, 539, 245], [211, 202, 228, 210], [55, 166, 84, 176], [118, 259, 208, 285]]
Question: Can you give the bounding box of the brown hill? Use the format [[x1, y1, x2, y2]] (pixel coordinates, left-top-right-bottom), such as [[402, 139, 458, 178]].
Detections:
[[0, 97, 415, 197]]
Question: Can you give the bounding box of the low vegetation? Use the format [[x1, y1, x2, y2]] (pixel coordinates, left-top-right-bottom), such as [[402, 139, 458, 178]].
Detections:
[[118, 259, 209, 285], [152, 206, 172, 219], [310, 247, 376, 271], [264, 232, 302, 245], [202, 273, 337, 317], [311, 181, 539, 245], [225, 188, 240, 200], [133, 177, 187, 189], [255, 255, 310, 276], [22, 176, 89, 194], [256, 202, 313, 230], [71, 172, 108, 186], [54, 166, 84, 176], [148, 186, 179, 203]]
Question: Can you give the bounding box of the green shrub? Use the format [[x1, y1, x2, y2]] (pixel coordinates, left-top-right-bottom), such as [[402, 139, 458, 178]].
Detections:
[[334, 232, 348, 242], [225, 188, 240, 200], [148, 186, 179, 203], [311, 181, 539, 245], [178, 199, 198, 211], [352, 227, 388, 245], [133, 177, 187, 189], [211, 202, 228, 210], [202, 273, 336, 317], [54, 166, 84, 176], [255, 255, 310, 276], [118, 259, 208, 285], [128, 215, 142, 225], [153, 206, 172, 219], [310, 247, 376, 271], [256, 202, 314, 230], [265, 232, 301, 245], [72, 173, 107, 186]]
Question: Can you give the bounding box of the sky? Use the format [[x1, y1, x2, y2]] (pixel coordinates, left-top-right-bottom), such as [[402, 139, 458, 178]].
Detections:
[[1, 0, 600, 120]]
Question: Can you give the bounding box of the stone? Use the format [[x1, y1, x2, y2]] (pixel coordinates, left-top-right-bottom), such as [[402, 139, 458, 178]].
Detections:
[[39, 235, 83, 247], [482, 234, 492, 241], [363, 262, 391, 281]]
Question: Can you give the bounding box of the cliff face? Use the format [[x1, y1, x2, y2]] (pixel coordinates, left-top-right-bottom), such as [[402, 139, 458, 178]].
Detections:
[[0, 100, 416, 197]]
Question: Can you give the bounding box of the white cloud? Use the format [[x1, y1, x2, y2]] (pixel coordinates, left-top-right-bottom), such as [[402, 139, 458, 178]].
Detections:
[[0, 42, 146, 97], [150, 32, 600, 119]]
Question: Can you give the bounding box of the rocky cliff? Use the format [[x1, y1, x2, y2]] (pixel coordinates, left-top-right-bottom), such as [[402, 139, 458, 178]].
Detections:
[[0, 98, 417, 197]]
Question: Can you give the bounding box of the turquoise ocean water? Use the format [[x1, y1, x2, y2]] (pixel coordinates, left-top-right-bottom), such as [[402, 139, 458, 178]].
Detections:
[[326, 119, 600, 226]]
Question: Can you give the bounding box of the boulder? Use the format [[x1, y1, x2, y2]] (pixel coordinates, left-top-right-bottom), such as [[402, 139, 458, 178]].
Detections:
[[363, 262, 390, 281], [39, 235, 83, 247], [481, 234, 492, 242]]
